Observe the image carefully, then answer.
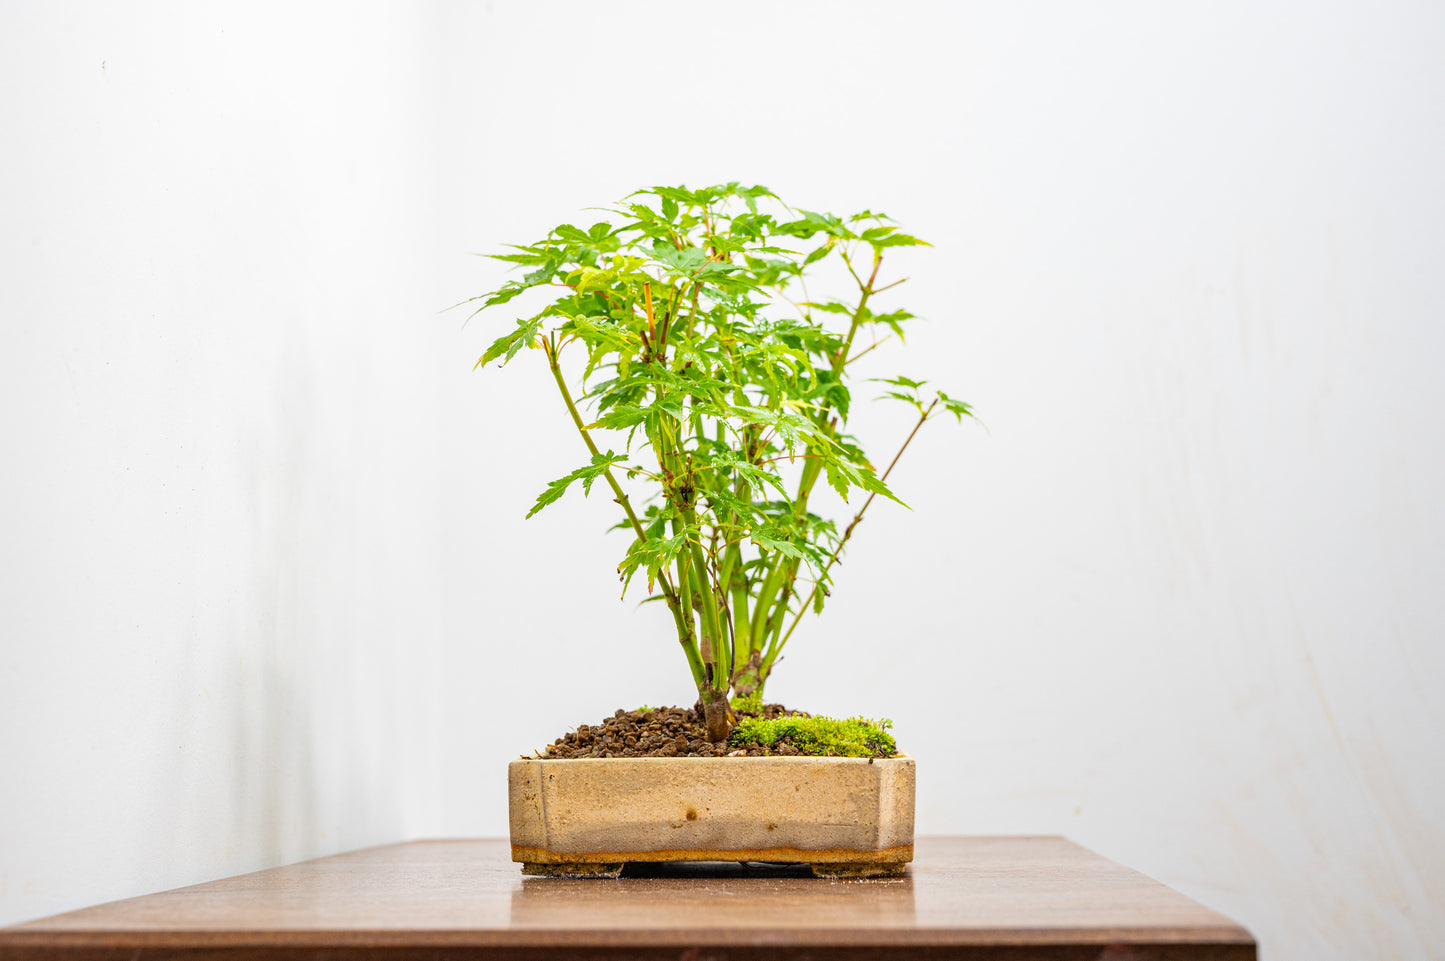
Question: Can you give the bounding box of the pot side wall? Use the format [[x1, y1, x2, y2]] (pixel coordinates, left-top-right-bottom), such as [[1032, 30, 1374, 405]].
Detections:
[[509, 755, 915, 864]]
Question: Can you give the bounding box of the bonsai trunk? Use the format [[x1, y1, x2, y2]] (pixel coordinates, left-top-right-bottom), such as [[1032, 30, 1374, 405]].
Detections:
[[731, 650, 764, 703], [700, 688, 731, 743]]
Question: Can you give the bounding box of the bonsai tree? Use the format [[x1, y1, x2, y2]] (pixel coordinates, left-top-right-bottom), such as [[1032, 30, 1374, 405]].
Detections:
[[466, 183, 972, 742]]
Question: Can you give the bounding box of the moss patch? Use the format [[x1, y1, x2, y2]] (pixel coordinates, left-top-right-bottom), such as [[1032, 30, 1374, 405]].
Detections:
[[728, 714, 896, 758], [730, 691, 763, 714]]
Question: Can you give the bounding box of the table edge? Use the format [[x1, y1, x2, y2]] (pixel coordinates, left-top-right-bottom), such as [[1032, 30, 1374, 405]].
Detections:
[[0, 926, 1256, 948]]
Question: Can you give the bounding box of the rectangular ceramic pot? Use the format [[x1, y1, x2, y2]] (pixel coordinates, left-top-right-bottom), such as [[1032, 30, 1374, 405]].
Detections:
[[508, 754, 915, 877]]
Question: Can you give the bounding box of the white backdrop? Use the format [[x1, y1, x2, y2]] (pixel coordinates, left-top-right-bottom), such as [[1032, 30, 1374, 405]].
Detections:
[[3, 2, 1442, 959]]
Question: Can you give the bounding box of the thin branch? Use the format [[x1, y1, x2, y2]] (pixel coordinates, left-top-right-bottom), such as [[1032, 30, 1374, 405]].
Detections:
[[840, 248, 866, 290], [544, 337, 650, 544], [543, 336, 702, 687], [845, 334, 894, 366], [770, 397, 938, 656]]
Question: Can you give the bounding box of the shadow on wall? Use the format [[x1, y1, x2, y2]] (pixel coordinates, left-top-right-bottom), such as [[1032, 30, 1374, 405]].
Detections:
[[228, 331, 322, 869], [236, 654, 319, 868]]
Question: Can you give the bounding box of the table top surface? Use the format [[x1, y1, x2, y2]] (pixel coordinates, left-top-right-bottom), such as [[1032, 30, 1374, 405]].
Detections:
[[0, 837, 1254, 958]]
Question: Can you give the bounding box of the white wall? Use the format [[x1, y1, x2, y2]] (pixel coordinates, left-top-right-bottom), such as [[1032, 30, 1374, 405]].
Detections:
[[4, 2, 1443, 959], [0, 0, 446, 926]]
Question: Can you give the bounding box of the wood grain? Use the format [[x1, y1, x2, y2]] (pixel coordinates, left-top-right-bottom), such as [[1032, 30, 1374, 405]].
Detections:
[[0, 837, 1254, 960]]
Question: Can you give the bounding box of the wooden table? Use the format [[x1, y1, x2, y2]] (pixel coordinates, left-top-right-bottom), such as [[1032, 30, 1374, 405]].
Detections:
[[0, 837, 1255, 960]]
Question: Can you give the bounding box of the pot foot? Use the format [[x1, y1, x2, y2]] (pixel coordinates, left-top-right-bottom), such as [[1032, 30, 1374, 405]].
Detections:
[[810, 862, 907, 879], [521, 862, 623, 878]]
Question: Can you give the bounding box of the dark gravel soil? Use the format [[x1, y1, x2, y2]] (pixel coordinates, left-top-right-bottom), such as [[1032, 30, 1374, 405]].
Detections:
[[534, 705, 807, 759]]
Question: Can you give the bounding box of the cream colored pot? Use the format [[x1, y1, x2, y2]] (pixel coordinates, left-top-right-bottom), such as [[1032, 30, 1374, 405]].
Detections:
[[509, 754, 915, 878]]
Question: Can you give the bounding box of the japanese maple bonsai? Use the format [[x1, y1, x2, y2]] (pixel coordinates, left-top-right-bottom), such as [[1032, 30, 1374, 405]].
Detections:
[[466, 182, 972, 745]]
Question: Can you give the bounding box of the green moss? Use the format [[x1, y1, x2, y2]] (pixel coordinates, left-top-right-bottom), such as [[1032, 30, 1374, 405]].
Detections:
[[728, 714, 897, 758], [730, 691, 763, 714]]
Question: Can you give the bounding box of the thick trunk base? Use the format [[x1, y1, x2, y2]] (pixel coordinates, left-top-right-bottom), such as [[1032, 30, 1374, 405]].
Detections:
[[702, 693, 731, 743]]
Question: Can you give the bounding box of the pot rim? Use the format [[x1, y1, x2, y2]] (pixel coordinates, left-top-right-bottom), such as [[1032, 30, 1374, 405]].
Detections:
[[511, 752, 913, 764]]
